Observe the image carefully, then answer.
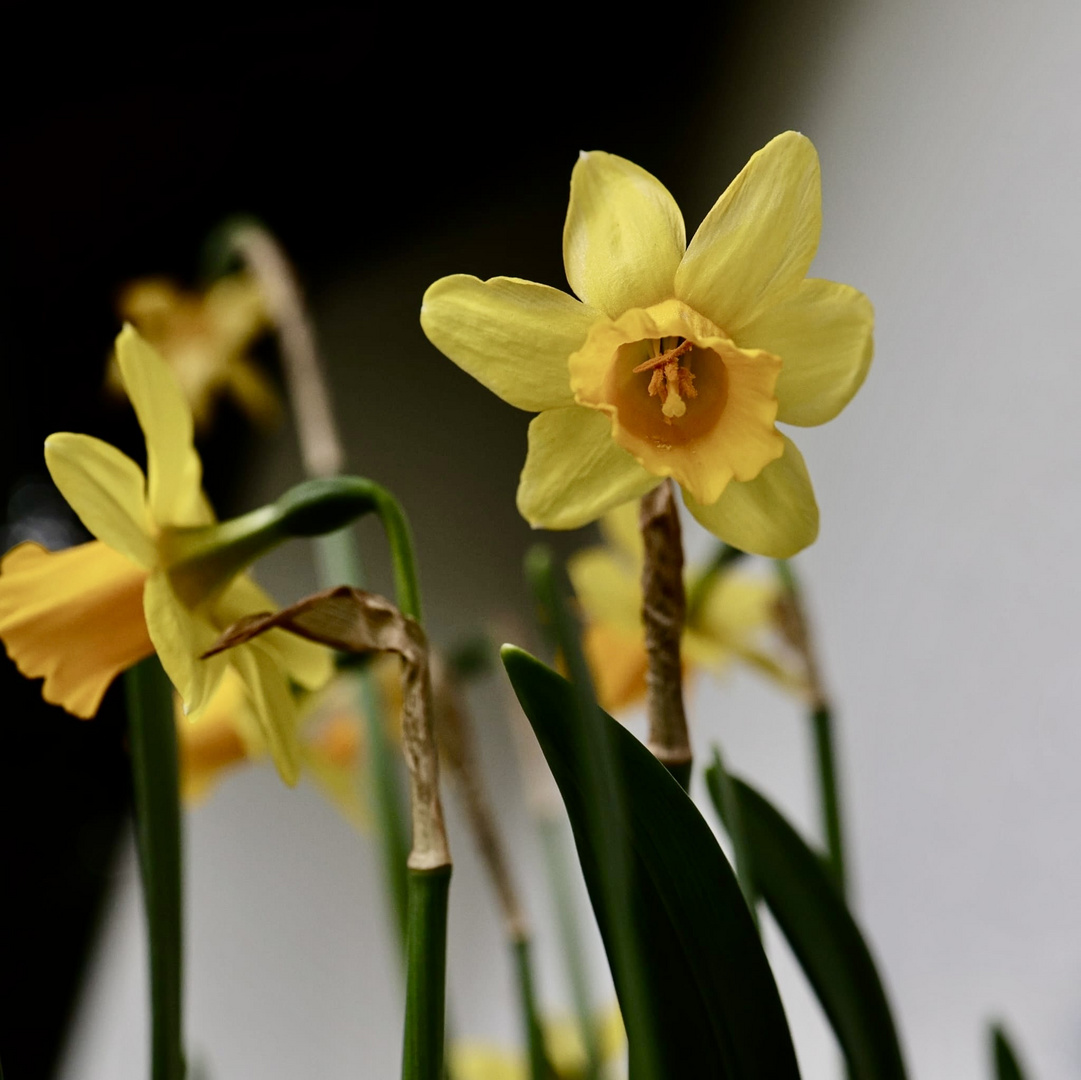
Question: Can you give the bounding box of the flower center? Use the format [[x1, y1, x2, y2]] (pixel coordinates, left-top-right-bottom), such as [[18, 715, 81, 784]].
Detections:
[[632, 339, 698, 423]]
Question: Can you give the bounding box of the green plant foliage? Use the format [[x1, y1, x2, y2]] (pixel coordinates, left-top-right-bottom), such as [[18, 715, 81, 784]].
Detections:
[[990, 1023, 1028, 1080], [707, 767, 907, 1080], [503, 646, 800, 1080]]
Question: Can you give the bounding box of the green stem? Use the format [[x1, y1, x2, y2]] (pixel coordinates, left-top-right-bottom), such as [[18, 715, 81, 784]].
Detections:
[[776, 559, 848, 898], [527, 545, 662, 1080], [685, 543, 746, 625], [401, 866, 452, 1080], [812, 704, 847, 896], [513, 938, 550, 1080], [316, 528, 411, 952], [125, 657, 186, 1080], [705, 748, 759, 930], [539, 818, 602, 1080]]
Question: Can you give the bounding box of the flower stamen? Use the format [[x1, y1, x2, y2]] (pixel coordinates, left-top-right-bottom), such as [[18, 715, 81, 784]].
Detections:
[[634, 340, 698, 423]]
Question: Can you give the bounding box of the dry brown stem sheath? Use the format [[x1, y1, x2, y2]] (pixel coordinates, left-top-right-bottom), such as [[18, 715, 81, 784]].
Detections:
[[206, 587, 450, 869], [229, 224, 344, 478], [639, 480, 691, 768], [775, 580, 829, 710], [432, 658, 529, 941]]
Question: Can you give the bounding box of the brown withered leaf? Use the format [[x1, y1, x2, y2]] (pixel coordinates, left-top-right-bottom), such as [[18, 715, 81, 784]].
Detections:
[[205, 586, 449, 869]]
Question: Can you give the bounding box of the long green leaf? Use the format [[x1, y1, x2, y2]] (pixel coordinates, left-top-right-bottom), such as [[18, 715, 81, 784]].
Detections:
[[525, 547, 662, 1080], [503, 647, 800, 1080], [990, 1023, 1028, 1080], [707, 769, 906, 1080]]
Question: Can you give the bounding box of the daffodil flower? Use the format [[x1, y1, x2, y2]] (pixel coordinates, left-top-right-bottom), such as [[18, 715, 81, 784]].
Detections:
[[111, 274, 280, 430], [0, 326, 331, 782], [569, 503, 804, 714], [421, 132, 873, 557], [179, 667, 369, 829]]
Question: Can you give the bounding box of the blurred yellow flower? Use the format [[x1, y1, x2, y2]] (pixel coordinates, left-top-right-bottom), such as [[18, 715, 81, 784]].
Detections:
[[422, 132, 873, 558], [112, 275, 280, 430], [179, 668, 369, 829], [451, 1007, 625, 1080], [569, 504, 803, 714], [0, 326, 330, 783]]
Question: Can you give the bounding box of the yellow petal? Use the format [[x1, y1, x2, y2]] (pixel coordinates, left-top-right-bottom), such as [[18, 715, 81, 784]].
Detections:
[[0, 542, 152, 717], [115, 324, 211, 527], [675, 132, 821, 332], [695, 575, 778, 645], [204, 275, 268, 347], [582, 622, 649, 714], [229, 639, 303, 785], [177, 673, 255, 803], [420, 275, 591, 411], [224, 357, 284, 429], [143, 569, 224, 716], [214, 575, 333, 691], [44, 434, 156, 567], [299, 711, 369, 831], [738, 278, 874, 426], [567, 548, 642, 631], [518, 407, 659, 529], [684, 436, 819, 557], [563, 150, 686, 317], [449, 1044, 524, 1080], [599, 500, 645, 565]]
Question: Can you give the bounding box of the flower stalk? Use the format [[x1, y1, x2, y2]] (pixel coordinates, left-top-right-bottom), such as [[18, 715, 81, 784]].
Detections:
[[775, 560, 847, 896], [125, 656, 186, 1080], [227, 222, 343, 478], [639, 480, 692, 789], [205, 587, 451, 1080], [226, 223, 417, 948], [432, 660, 551, 1078]]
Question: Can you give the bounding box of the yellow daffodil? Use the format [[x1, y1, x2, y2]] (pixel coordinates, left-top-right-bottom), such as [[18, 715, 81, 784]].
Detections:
[[421, 132, 873, 557], [111, 275, 280, 430], [452, 1008, 625, 1080], [179, 668, 369, 829], [569, 503, 803, 713], [0, 326, 331, 782]]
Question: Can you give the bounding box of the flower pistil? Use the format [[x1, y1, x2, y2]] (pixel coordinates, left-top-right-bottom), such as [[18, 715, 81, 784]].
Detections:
[[634, 338, 698, 421]]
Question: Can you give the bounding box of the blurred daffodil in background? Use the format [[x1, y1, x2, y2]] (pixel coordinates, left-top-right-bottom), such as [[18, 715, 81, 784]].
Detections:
[[0, 325, 331, 782], [568, 503, 804, 714], [179, 667, 369, 829], [111, 274, 281, 430], [422, 131, 873, 557], [452, 1008, 625, 1080]]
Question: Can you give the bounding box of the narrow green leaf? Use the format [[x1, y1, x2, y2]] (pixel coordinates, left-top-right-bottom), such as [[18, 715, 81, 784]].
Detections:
[[401, 866, 452, 1080], [990, 1023, 1028, 1080], [704, 748, 759, 928], [708, 771, 906, 1080], [503, 646, 800, 1080], [538, 818, 603, 1080], [524, 547, 663, 1080]]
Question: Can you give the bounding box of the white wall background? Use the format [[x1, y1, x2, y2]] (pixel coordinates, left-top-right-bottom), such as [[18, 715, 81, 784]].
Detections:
[[61, 1, 1081, 1077]]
